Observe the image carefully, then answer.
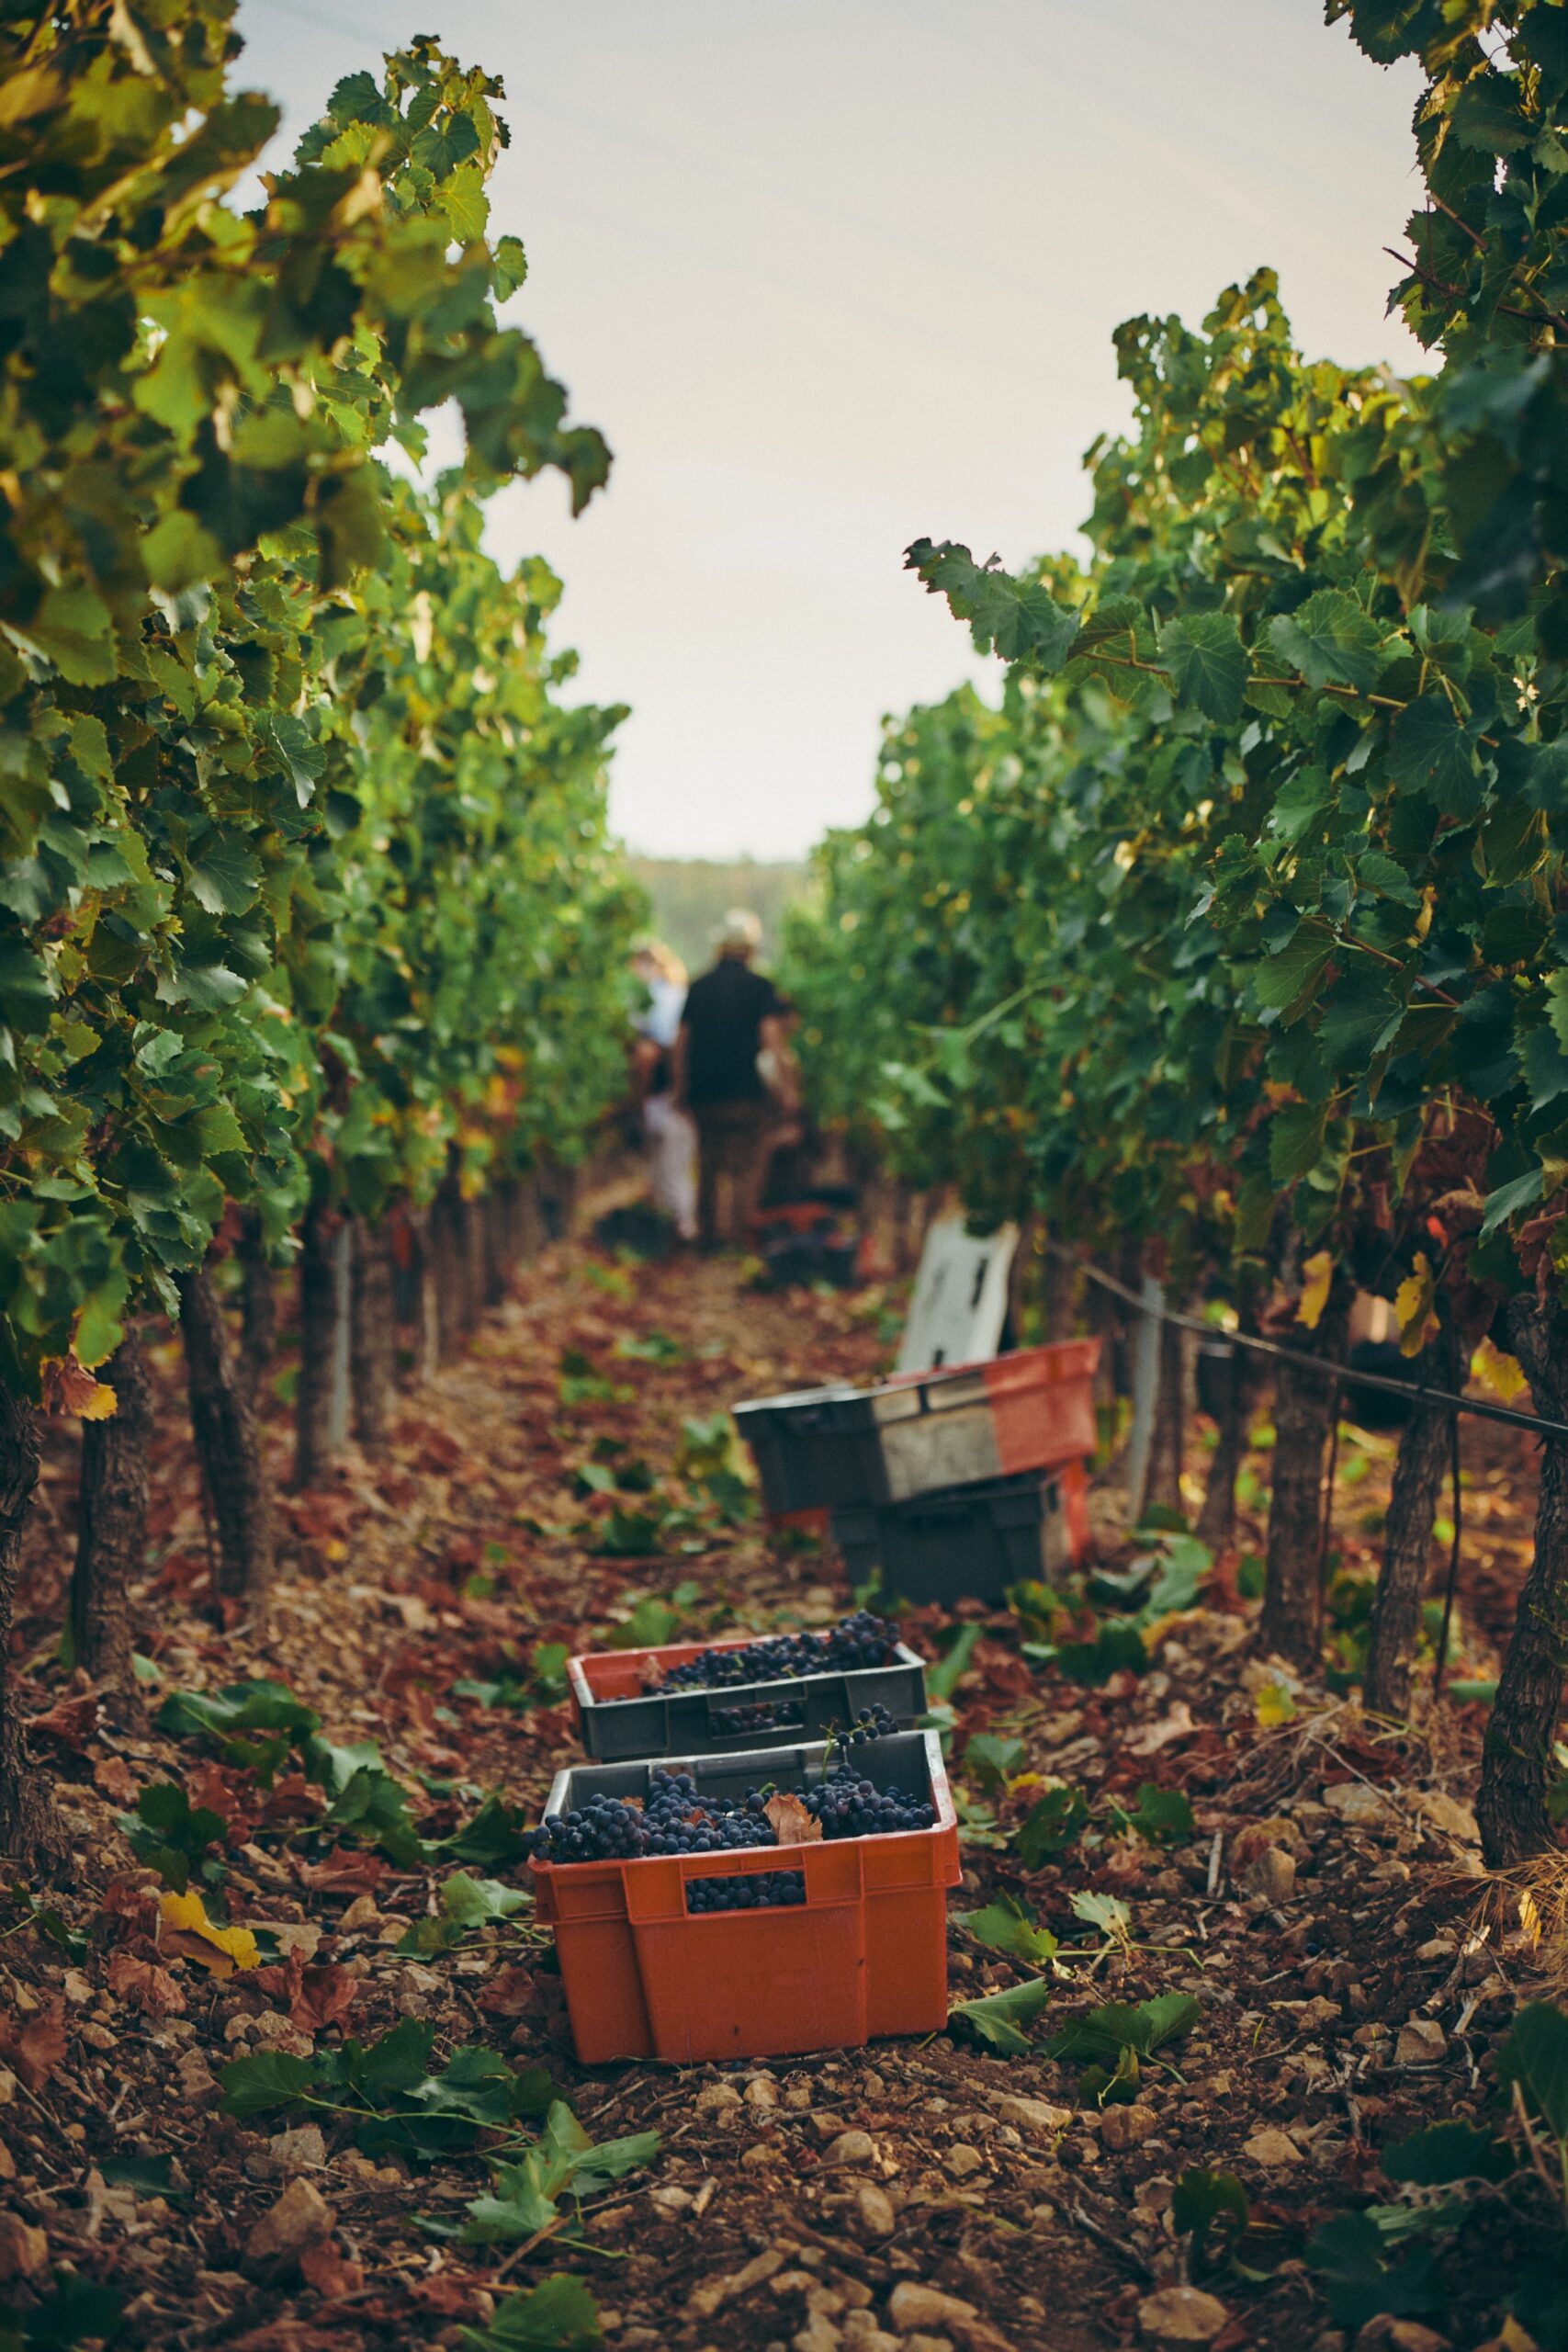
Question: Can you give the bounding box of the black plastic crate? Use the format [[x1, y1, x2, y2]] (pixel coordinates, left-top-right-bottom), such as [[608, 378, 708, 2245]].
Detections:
[[732, 1385, 887, 1513], [830, 1469, 1073, 1606], [570, 1634, 929, 1761]]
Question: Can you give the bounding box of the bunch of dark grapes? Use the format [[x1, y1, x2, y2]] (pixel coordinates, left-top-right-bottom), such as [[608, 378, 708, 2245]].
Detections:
[[804, 1758, 935, 1838], [620, 1609, 898, 1700], [527, 1747, 933, 1867], [839, 1703, 897, 1747], [686, 1871, 805, 1913], [526, 1770, 774, 1864], [708, 1700, 805, 1736]]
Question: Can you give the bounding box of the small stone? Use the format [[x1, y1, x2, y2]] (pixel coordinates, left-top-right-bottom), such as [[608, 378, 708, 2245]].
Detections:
[[650, 2185, 694, 2214], [855, 2182, 896, 2238], [1394, 2018, 1447, 2068], [842, 2321, 900, 2352], [904, 2339, 955, 2352], [795, 2323, 842, 2352], [824, 2130, 876, 2168], [729, 2249, 786, 2300], [243, 2177, 333, 2270], [784, 2078, 813, 2109], [1231, 1814, 1308, 1867], [943, 2143, 984, 2179], [1242, 2127, 1303, 2167], [1412, 1792, 1478, 1845], [0, 2215, 48, 2282], [741, 2142, 778, 2169], [746, 2075, 781, 2109], [1321, 1781, 1387, 1826], [0, 2068, 14, 2107], [685, 2273, 731, 2321], [886, 2282, 1010, 2348], [79, 2023, 117, 2052], [175, 2046, 219, 2105], [891, 2287, 976, 2329], [1100, 2104, 1156, 2152], [338, 1894, 381, 1932], [696, 2082, 744, 2113], [268, 2123, 328, 2174], [993, 2093, 1073, 2137], [1138, 2286, 1230, 2344], [1246, 1846, 1297, 1903]]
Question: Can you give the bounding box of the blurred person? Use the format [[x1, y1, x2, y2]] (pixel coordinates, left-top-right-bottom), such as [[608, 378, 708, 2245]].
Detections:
[[630, 940, 697, 1242], [672, 909, 785, 1249]]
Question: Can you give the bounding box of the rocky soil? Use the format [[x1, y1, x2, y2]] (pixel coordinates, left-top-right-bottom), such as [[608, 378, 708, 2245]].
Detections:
[[1, 1219, 1560, 2352]]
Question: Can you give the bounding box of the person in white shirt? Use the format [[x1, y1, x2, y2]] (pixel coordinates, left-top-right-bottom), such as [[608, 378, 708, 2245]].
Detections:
[[631, 942, 698, 1241]]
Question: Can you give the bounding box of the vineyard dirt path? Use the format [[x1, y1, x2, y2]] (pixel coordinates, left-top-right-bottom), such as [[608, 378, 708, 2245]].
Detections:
[[3, 1211, 1549, 2352]]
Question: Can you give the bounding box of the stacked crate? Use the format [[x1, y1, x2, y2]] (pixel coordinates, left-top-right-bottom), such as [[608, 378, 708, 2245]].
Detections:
[[731, 1339, 1100, 1601], [532, 1624, 951, 2064]]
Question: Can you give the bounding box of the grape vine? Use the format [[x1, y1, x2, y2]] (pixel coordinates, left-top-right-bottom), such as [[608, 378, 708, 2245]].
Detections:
[[787, 1, 1568, 1864]]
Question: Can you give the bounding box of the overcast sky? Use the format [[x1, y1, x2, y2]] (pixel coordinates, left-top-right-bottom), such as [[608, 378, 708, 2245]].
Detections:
[[231, 0, 1427, 860]]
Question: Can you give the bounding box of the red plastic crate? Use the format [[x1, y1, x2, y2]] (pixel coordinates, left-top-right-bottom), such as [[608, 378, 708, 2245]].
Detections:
[[733, 1338, 1100, 1517], [531, 1732, 959, 2065]]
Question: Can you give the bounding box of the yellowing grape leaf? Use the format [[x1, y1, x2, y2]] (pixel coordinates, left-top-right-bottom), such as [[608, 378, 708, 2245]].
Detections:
[[159, 1890, 261, 1976], [1255, 1681, 1297, 1728], [763, 1792, 823, 1847], [1393, 1253, 1438, 1358], [1472, 1335, 1528, 1405], [40, 1354, 118, 1419], [1296, 1250, 1334, 1331]]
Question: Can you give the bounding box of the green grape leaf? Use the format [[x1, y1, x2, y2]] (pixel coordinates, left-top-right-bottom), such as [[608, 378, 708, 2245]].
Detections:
[[1158, 611, 1247, 723]]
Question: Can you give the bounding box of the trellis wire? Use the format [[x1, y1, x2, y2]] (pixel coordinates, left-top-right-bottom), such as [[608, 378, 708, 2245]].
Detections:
[[1047, 1244, 1568, 1445]]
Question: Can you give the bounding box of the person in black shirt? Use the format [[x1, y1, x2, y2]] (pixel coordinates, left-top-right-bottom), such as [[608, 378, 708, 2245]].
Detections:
[[672, 909, 785, 1249]]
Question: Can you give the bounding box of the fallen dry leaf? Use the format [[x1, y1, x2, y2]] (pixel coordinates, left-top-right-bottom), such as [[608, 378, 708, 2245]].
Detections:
[[299, 2236, 364, 2298], [763, 1792, 823, 1847], [299, 1846, 386, 1897], [93, 1752, 138, 1802], [107, 1951, 187, 2018], [26, 1690, 99, 1753], [477, 1961, 536, 2018], [256, 1948, 358, 2033], [0, 1997, 67, 2090], [1124, 1702, 1196, 1756]]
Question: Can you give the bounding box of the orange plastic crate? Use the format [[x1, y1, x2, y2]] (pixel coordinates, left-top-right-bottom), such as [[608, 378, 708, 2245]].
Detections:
[[531, 1731, 959, 2065]]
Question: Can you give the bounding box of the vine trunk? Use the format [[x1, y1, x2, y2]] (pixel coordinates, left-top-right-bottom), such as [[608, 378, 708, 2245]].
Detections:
[[179, 1262, 275, 1604], [71, 1329, 152, 1688], [1477, 1295, 1568, 1867]]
